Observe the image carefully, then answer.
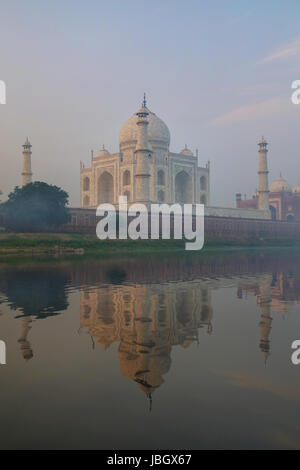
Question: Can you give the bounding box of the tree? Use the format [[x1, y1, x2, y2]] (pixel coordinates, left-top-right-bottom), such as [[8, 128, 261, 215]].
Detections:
[[1, 182, 71, 232]]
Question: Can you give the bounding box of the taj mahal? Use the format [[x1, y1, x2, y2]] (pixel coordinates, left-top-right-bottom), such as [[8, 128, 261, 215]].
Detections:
[[19, 95, 300, 224], [80, 95, 210, 208]]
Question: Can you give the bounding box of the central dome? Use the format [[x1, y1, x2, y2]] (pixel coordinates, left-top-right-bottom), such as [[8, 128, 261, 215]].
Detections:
[[119, 107, 170, 151]]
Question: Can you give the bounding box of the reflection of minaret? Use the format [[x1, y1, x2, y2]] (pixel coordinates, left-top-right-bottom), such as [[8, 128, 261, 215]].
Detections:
[[18, 316, 33, 361], [257, 274, 272, 364], [119, 286, 169, 399]]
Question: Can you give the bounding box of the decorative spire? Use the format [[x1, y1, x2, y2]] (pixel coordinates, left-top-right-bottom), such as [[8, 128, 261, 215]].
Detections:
[[23, 137, 31, 148], [258, 136, 268, 148], [142, 93, 147, 108]]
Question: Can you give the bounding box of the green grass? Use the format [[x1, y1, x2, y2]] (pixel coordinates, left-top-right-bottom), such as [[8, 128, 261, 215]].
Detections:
[[0, 232, 300, 256], [0, 233, 186, 254]]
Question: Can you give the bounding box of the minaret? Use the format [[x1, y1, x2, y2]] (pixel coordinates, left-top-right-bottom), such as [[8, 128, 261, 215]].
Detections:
[[258, 137, 270, 218], [22, 137, 32, 187], [134, 94, 152, 205]]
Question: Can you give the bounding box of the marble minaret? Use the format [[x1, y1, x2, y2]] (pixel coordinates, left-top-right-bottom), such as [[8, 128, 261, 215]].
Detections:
[[22, 138, 33, 187], [134, 94, 152, 204], [258, 137, 270, 217]]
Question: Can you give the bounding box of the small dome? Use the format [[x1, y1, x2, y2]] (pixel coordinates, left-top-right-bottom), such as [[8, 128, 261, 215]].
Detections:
[[180, 145, 193, 156], [270, 176, 292, 193], [294, 183, 300, 194], [119, 107, 170, 151], [96, 147, 110, 158]]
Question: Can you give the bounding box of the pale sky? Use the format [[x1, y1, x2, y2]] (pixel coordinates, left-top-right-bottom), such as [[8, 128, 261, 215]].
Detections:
[[0, 0, 300, 206]]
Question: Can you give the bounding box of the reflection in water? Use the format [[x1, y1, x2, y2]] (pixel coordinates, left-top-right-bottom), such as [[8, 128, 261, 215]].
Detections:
[[237, 271, 300, 364], [0, 252, 300, 398], [0, 267, 70, 362], [18, 316, 33, 361], [1, 251, 300, 448], [80, 283, 212, 404]]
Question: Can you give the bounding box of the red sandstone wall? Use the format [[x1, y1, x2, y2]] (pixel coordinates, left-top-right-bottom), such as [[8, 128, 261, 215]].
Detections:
[[58, 208, 300, 241]]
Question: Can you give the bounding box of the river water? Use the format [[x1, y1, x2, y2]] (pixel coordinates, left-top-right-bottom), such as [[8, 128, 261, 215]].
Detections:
[[0, 249, 300, 449]]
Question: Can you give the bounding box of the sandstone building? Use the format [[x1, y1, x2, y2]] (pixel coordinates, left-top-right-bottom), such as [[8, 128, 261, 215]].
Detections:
[[236, 138, 300, 222]]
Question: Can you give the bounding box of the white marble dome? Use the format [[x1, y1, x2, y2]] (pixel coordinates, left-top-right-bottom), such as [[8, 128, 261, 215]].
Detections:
[[119, 107, 170, 151], [293, 183, 300, 193], [270, 176, 292, 193]]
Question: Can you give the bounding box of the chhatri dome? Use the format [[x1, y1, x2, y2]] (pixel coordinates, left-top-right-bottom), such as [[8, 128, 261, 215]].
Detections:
[[270, 175, 292, 193], [294, 183, 300, 194], [180, 145, 193, 156], [119, 96, 170, 152], [96, 145, 110, 158]]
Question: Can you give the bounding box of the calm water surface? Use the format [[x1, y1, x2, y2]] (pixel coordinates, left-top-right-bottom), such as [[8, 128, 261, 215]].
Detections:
[[0, 249, 300, 449]]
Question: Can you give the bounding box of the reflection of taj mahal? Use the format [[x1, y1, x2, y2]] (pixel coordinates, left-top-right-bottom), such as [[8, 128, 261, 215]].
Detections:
[[80, 283, 213, 398], [5, 257, 300, 400], [80, 95, 210, 208]]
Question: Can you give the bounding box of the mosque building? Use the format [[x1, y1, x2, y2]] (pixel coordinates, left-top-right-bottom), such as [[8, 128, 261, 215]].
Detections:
[[236, 138, 300, 222], [80, 95, 210, 208]]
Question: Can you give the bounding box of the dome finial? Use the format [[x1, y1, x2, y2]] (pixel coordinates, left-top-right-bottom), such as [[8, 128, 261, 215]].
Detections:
[[142, 92, 147, 108]]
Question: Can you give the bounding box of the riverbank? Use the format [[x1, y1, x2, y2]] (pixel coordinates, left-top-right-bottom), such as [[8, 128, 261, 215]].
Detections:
[[1, 232, 300, 256]]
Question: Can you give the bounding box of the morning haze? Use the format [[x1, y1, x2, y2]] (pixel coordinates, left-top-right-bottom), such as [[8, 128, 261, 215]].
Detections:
[[0, 0, 300, 206]]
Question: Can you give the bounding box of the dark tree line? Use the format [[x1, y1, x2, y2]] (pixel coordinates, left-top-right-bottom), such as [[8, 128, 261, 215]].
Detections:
[[1, 182, 70, 232]]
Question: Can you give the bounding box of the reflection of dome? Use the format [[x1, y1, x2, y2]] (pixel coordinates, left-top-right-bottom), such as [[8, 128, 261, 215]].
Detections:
[[96, 147, 110, 158], [270, 176, 292, 193], [180, 145, 193, 156], [294, 183, 300, 194], [119, 107, 170, 151]]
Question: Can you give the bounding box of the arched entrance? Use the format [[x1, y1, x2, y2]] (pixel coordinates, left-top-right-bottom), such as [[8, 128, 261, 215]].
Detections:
[[123, 170, 130, 186], [270, 205, 276, 220], [200, 175, 207, 191], [175, 171, 192, 203], [157, 169, 165, 186], [98, 172, 114, 204], [83, 177, 90, 191]]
